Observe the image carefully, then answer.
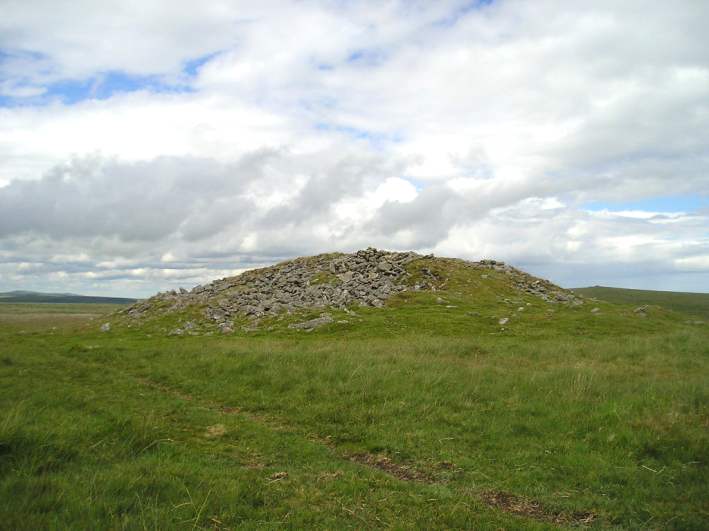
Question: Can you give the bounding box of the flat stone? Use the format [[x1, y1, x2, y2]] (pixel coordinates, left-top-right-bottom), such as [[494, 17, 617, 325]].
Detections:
[[377, 261, 393, 272], [338, 271, 354, 283]]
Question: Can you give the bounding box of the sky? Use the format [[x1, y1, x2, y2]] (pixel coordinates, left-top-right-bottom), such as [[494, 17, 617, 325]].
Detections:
[[0, 0, 708, 297]]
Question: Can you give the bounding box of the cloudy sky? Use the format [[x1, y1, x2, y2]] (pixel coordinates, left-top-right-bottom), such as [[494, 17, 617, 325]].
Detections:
[[1, 0, 708, 297]]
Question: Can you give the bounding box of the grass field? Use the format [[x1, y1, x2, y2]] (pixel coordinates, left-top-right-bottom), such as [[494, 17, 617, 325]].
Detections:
[[1, 285, 707, 529]]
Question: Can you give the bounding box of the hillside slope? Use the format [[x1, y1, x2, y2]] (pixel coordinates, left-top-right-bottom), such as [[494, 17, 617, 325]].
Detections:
[[574, 286, 709, 320]]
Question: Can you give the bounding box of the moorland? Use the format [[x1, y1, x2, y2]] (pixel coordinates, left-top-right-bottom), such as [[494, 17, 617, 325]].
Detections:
[[1, 255, 707, 529]]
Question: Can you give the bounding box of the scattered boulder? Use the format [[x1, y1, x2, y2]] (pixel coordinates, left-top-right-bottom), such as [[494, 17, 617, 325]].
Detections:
[[100, 322, 111, 332]]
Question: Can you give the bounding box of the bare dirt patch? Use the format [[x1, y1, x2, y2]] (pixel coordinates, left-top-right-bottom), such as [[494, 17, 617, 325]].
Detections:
[[204, 424, 227, 438], [480, 490, 597, 526], [348, 453, 433, 483]]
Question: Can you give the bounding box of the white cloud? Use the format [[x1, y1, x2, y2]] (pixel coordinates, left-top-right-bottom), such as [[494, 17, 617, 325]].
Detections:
[[675, 256, 709, 271], [0, 0, 708, 294]]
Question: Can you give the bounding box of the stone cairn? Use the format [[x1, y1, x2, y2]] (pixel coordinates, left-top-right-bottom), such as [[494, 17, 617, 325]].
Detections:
[[119, 248, 582, 333]]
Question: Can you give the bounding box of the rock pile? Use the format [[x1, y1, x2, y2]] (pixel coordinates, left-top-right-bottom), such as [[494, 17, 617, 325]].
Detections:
[[123, 248, 430, 330], [119, 247, 583, 333]]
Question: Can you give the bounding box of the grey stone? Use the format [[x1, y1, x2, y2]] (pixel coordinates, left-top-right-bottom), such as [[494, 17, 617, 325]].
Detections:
[[100, 322, 111, 332], [338, 271, 354, 283], [377, 261, 392, 272]]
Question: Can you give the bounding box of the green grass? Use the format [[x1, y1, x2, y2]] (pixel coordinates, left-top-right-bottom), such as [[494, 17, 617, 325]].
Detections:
[[310, 271, 340, 285], [574, 286, 709, 321], [1, 283, 707, 528]]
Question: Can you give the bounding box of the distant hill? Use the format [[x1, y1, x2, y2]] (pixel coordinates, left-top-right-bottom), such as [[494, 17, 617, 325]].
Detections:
[[573, 286, 709, 320], [0, 290, 137, 305]]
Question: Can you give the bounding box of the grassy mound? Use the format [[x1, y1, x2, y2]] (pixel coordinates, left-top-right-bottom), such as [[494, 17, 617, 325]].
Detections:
[[109, 252, 684, 340]]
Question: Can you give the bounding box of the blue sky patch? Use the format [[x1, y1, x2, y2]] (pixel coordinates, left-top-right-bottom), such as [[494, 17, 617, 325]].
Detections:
[[346, 48, 387, 67], [44, 71, 191, 104], [435, 0, 495, 27], [584, 195, 709, 213], [183, 51, 221, 77], [0, 94, 21, 107], [0, 49, 224, 107]]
